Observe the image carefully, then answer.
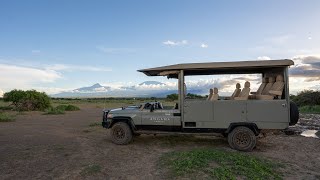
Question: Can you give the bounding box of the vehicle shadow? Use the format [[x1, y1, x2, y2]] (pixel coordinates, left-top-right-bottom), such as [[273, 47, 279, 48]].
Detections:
[[132, 134, 228, 147]]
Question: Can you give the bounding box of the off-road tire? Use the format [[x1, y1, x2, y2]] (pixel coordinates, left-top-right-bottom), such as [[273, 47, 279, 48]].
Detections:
[[110, 122, 133, 145], [289, 101, 299, 126], [228, 126, 256, 151]]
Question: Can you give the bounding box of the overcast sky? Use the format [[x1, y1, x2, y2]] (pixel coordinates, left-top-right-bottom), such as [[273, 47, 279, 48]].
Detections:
[[0, 0, 319, 96]]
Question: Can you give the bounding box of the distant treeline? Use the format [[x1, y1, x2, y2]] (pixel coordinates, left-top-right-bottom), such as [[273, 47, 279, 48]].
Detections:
[[50, 97, 166, 101]]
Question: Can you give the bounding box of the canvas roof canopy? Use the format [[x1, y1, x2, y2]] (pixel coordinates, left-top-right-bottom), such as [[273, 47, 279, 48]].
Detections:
[[138, 59, 294, 78]]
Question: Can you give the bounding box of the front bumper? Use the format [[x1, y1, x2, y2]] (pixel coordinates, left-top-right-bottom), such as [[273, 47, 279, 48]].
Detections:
[[102, 110, 110, 128], [102, 121, 108, 128]]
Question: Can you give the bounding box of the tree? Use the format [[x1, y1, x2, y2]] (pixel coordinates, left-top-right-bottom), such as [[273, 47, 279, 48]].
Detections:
[[166, 93, 178, 101], [186, 93, 204, 99], [3, 89, 51, 111]]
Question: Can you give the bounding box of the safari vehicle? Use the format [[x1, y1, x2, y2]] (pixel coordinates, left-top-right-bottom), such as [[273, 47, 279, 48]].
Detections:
[[102, 59, 299, 151]]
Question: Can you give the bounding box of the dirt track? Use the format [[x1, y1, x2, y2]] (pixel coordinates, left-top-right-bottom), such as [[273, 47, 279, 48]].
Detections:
[[1, 107, 320, 180]]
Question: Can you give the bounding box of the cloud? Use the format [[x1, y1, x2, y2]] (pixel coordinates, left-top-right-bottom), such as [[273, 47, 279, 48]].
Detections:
[[0, 64, 61, 90], [257, 56, 271, 60], [0, 59, 112, 92], [45, 64, 112, 72], [163, 40, 188, 46], [31, 50, 41, 54], [290, 55, 320, 81], [97, 46, 136, 53], [33, 87, 73, 95], [200, 43, 208, 48], [285, 55, 320, 93]]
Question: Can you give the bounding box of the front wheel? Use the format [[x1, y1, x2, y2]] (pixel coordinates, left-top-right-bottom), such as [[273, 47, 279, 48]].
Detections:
[[110, 122, 133, 145], [228, 126, 256, 151]]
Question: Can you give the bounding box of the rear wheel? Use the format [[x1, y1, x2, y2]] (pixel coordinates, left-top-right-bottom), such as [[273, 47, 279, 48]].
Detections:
[[110, 122, 133, 145], [228, 126, 256, 151], [289, 101, 299, 126]]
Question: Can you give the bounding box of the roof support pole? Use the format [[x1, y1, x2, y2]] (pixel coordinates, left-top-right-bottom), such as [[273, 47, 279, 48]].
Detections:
[[284, 67, 290, 122], [178, 70, 184, 122]]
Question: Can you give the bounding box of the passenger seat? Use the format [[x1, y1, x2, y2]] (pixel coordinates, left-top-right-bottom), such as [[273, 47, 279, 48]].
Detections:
[[210, 88, 219, 101], [257, 75, 284, 100], [261, 77, 275, 95], [207, 88, 213, 101], [251, 77, 268, 95], [230, 83, 241, 100], [234, 81, 250, 100]]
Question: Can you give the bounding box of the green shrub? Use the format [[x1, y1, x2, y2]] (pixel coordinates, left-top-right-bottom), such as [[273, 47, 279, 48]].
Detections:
[[186, 93, 205, 99], [65, 105, 80, 111], [291, 90, 320, 107], [0, 106, 13, 110], [44, 104, 80, 115], [44, 107, 65, 115], [0, 112, 15, 122], [167, 94, 178, 101], [299, 105, 320, 114], [56, 104, 80, 111], [3, 89, 51, 111]]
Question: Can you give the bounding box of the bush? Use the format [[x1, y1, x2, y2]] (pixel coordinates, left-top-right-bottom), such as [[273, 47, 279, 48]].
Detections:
[[0, 112, 15, 122], [44, 107, 65, 115], [3, 89, 51, 111], [167, 94, 178, 101], [291, 90, 320, 107], [56, 104, 80, 111], [44, 104, 80, 115], [0, 106, 13, 111], [65, 105, 80, 111], [186, 93, 204, 99]]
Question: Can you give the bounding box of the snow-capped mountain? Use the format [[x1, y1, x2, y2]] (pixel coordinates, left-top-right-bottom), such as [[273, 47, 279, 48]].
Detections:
[[73, 83, 111, 92], [138, 81, 165, 86], [52, 81, 175, 98]]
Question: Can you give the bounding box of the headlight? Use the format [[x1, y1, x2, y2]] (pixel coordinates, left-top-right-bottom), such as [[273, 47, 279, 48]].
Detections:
[[107, 114, 113, 118]]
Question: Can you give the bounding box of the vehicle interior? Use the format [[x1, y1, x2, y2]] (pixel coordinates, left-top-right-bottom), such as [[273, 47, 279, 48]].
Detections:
[[204, 73, 286, 101]]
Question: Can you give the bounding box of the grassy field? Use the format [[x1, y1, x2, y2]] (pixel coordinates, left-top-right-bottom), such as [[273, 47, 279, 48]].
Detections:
[[161, 149, 282, 179]]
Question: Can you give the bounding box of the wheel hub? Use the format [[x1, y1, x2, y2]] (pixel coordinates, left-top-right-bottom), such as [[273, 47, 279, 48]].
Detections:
[[113, 127, 125, 139], [234, 132, 250, 147]]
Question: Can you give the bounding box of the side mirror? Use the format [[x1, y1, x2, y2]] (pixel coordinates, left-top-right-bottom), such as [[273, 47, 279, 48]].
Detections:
[[150, 105, 155, 112]]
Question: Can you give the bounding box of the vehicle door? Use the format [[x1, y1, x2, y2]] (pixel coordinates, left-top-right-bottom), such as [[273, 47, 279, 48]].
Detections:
[[141, 103, 179, 126]]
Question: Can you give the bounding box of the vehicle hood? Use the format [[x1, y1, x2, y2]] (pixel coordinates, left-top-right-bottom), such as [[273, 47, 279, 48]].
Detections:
[[104, 107, 140, 114]]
